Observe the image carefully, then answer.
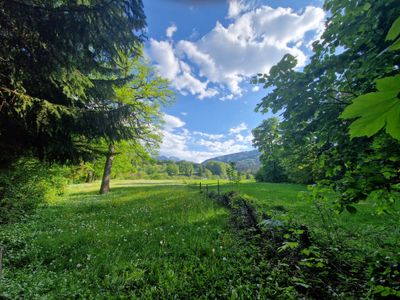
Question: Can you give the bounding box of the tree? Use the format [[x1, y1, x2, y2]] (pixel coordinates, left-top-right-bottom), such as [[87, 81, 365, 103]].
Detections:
[[340, 16, 400, 141], [253, 0, 400, 212], [252, 118, 287, 183], [205, 161, 228, 178], [179, 161, 194, 177], [0, 0, 146, 168], [166, 163, 179, 176], [227, 162, 241, 184], [98, 56, 173, 194]]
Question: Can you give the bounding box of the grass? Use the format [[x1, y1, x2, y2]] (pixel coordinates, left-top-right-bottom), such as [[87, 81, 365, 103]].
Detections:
[[199, 181, 400, 257], [1, 180, 398, 298], [0, 182, 276, 299]]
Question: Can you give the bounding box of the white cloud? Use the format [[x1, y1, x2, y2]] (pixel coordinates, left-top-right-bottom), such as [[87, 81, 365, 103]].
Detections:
[[229, 122, 248, 134], [235, 134, 244, 142], [166, 24, 177, 38], [227, 0, 249, 19], [180, 112, 187, 116], [159, 115, 253, 163], [148, 5, 325, 99], [148, 39, 180, 80], [252, 85, 260, 92], [193, 131, 224, 140], [148, 38, 218, 100], [198, 138, 248, 154], [163, 113, 185, 131]]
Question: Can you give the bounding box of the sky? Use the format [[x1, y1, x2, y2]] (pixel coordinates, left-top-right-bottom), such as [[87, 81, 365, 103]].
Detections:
[[143, 0, 325, 163]]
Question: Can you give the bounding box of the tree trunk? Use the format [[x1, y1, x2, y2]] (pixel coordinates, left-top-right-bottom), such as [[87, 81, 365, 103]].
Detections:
[[85, 170, 94, 183], [100, 144, 115, 194]]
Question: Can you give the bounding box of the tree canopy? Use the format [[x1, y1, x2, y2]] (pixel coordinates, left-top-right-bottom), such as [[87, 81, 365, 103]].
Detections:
[[0, 0, 146, 167], [253, 0, 400, 213]]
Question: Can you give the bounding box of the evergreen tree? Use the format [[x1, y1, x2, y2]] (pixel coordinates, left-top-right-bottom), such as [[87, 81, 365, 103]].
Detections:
[[0, 0, 146, 167]]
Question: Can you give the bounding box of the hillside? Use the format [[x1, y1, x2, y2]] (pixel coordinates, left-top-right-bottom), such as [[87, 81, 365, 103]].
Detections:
[[202, 150, 261, 173]]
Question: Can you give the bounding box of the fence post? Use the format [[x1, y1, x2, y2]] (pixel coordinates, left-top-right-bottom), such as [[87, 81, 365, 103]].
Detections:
[[217, 180, 220, 197], [199, 182, 202, 193], [206, 184, 208, 193]]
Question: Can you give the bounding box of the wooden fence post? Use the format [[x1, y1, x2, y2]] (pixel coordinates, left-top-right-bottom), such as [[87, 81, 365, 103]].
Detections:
[[217, 180, 220, 197], [199, 182, 202, 192]]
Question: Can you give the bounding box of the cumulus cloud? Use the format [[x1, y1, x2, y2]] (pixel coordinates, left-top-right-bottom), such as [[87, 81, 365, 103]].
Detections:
[[149, 39, 218, 99], [229, 122, 247, 134], [166, 24, 177, 38], [159, 115, 253, 162], [252, 85, 260, 92], [193, 131, 224, 140], [227, 0, 249, 19], [163, 113, 185, 131], [148, 5, 325, 99]]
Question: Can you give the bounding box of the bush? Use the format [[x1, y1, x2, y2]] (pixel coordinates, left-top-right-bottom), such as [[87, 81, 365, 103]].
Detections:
[[0, 158, 68, 224]]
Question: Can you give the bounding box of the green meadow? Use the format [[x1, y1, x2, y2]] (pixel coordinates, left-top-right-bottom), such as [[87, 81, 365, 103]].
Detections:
[[1, 180, 398, 299]]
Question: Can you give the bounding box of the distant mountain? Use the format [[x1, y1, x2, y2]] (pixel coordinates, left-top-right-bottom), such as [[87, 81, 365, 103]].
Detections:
[[202, 150, 261, 173]]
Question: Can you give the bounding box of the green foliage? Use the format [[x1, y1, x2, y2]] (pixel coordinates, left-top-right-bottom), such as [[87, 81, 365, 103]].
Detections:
[[386, 16, 400, 51], [178, 161, 194, 176], [0, 0, 146, 166], [341, 14, 400, 141], [227, 162, 241, 184], [0, 158, 67, 224], [166, 163, 179, 176], [341, 76, 400, 140], [252, 0, 400, 209], [252, 118, 288, 183], [204, 161, 228, 178]]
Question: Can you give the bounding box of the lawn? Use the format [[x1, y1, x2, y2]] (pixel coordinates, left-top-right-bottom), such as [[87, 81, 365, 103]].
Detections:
[[0, 180, 398, 299]]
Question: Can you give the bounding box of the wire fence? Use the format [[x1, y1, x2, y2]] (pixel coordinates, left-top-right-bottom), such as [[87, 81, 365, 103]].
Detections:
[[190, 180, 241, 197]]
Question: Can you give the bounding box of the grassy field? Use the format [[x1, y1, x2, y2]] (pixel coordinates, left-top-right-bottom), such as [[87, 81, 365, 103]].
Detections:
[[200, 181, 399, 257], [0, 182, 276, 299], [0, 180, 398, 298]]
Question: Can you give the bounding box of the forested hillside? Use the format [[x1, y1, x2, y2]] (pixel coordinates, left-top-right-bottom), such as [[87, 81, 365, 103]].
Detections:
[[202, 150, 260, 173]]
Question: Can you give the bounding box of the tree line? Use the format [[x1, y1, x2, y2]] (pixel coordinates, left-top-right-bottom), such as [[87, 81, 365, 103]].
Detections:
[[71, 159, 254, 182]]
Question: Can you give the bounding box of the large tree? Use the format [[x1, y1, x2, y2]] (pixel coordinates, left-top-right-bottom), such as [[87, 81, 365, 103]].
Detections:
[[98, 55, 173, 194], [253, 0, 400, 211], [0, 0, 146, 167]]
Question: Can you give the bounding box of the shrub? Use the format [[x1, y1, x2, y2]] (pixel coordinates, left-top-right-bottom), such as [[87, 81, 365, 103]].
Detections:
[[0, 158, 67, 224]]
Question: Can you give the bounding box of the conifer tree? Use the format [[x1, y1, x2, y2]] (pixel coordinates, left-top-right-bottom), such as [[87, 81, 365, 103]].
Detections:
[[0, 0, 146, 167]]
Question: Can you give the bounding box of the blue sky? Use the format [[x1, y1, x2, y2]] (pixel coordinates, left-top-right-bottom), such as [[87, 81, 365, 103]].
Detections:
[[143, 0, 325, 162]]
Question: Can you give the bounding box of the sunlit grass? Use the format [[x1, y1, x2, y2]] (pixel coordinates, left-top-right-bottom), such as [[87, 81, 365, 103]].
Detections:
[[1, 180, 398, 298], [0, 182, 266, 298]]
